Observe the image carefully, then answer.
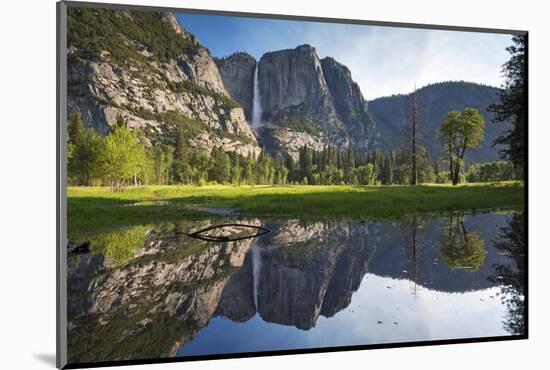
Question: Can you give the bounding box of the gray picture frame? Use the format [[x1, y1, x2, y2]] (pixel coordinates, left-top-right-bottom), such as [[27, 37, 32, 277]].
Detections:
[[56, 1, 528, 368]]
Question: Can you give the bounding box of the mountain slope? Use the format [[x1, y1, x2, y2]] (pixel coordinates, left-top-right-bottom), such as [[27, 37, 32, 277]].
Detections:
[[368, 81, 510, 162], [67, 8, 260, 157]]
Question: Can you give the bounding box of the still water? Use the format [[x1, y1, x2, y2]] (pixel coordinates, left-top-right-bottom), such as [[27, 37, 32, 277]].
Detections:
[[67, 211, 525, 364]]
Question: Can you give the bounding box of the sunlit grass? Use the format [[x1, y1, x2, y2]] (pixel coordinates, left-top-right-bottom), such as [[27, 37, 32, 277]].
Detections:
[[67, 182, 524, 235]]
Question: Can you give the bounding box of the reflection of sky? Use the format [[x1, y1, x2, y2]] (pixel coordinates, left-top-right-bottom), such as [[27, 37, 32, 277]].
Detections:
[[176, 13, 512, 100], [178, 274, 508, 356]]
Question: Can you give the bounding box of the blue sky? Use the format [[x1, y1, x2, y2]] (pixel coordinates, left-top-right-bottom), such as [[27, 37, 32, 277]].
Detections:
[[176, 13, 512, 100]]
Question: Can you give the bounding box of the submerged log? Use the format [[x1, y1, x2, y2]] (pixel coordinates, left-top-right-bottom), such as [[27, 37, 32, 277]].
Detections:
[[181, 223, 271, 242]]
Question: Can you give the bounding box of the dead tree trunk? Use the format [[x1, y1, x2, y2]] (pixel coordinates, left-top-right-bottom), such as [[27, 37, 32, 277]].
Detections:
[[410, 88, 418, 185]]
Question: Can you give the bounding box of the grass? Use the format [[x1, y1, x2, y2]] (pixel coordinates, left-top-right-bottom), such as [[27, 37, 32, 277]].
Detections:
[[67, 182, 524, 235]]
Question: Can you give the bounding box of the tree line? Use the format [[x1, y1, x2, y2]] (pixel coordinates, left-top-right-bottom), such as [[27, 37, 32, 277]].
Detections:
[[68, 109, 518, 189]]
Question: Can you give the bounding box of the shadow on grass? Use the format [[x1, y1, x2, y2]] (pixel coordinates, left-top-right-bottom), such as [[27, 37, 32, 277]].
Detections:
[[68, 199, 214, 237]]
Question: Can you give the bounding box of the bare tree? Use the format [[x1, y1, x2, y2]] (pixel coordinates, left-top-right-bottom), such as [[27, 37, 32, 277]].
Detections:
[[410, 86, 418, 185]]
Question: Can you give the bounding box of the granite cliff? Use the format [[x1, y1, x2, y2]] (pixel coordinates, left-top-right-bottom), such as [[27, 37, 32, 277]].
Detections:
[[67, 8, 509, 163], [67, 9, 260, 157]]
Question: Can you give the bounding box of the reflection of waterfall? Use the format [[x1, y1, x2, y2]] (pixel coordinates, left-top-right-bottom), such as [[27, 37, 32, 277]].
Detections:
[[251, 63, 262, 129], [251, 245, 262, 309]]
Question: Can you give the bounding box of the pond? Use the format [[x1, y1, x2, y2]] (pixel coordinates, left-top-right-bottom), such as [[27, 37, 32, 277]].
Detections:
[[66, 211, 525, 364]]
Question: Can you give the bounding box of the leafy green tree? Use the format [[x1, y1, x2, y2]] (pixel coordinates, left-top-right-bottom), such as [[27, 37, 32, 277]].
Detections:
[[392, 146, 433, 185], [98, 121, 146, 191], [353, 164, 375, 185], [285, 155, 296, 183], [466, 161, 516, 182], [438, 108, 485, 185], [279, 164, 289, 185], [149, 146, 166, 185], [190, 150, 210, 185], [488, 35, 526, 177], [163, 146, 174, 185]]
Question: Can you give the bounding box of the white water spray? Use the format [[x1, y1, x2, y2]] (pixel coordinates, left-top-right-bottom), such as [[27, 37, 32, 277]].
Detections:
[[251, 245, 263, 310], [251, 63, 263, 129]]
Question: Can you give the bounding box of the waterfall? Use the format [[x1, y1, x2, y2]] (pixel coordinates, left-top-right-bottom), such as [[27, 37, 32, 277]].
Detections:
[[251, 63, 263, 129], [251, 245, 262, 310]]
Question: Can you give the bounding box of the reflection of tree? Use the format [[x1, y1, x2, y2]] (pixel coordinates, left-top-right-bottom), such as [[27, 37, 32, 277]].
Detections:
[[90, 225, 150, 265], [404, 215, 427, 294], [439, 214, 485, 272], [489, 212, 525, 335]]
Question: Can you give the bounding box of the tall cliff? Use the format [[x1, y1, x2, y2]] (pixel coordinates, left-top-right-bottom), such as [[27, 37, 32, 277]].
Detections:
[[216, 43, 507, 162], [68, 8, 509, 163], [216, 52, 257, 121], [320, 57, 380, 152], [217, 45, 382, 159], [256, 45, 347, 158], [67, 8, 260, 157]]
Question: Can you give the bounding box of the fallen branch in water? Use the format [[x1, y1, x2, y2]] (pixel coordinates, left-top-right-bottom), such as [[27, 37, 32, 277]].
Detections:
[[180, 223, 271, 242]]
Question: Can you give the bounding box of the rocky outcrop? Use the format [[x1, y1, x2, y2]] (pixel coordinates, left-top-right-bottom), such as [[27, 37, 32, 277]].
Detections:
[[251, 45, 343, 157], [259, 45, 337, 123], [67, 9, 260, 157], [321, 57, 379, 152], [250, 45, 383, 158], [216, 53, 257, 121]]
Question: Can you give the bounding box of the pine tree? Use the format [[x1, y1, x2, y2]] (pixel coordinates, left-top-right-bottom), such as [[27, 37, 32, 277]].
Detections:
[[488, 35, 526, 177], [244, 154, 255, 185], [173, 127, 186, 183], [209, 147, 230, 183], [67, 110, 102, 185], [231, 156, 241, 186]]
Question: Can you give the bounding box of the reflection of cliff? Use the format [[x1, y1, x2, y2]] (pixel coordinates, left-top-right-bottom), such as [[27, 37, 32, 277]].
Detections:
[[67, 220, 258, 364], [215, 214, 520, 333], [217, 221, 375, 330], [68, 213, 525, 364]]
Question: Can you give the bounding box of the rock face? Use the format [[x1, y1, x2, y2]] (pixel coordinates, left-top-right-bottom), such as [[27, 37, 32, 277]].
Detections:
[[216, 53, 257, 121], [368, 81, 510, 162], [68, 9, 507, 163], [67, 9, 260, 157], [259, 45, 336, 123], [256, 45, 345, 158], [230, 44, 382, 159], [320, 57, 380, 152]]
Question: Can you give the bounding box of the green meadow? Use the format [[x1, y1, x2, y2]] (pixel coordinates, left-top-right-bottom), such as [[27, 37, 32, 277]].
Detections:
[[67, 182, 524, 236]]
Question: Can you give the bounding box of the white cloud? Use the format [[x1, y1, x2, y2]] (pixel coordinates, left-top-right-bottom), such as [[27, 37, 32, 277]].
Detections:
[[302, 24, 512, 100]]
